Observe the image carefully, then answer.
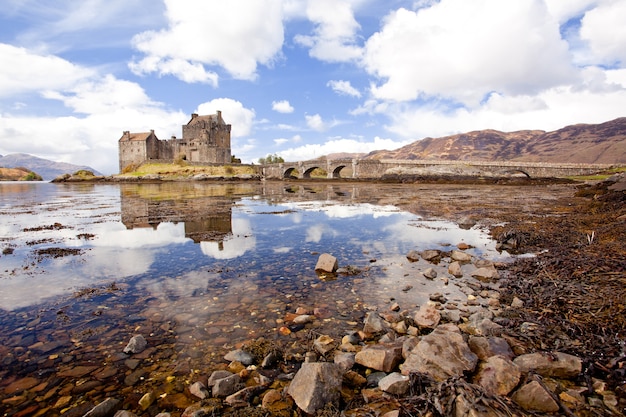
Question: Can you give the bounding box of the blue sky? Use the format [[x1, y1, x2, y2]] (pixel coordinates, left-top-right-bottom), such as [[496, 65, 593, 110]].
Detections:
[[1, 0, 625, 174]]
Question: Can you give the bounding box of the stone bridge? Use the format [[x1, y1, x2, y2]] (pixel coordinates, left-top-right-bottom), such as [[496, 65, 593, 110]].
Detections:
[[262, 159, 617, 180]]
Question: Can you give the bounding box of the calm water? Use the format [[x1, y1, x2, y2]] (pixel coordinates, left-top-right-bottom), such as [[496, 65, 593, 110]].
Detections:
[[0, 180, 533, 414]]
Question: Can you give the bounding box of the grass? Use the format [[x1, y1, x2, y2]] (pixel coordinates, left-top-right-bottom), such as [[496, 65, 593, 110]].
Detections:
[[122, 162, 257, 178], [567, 166, 626, 181]]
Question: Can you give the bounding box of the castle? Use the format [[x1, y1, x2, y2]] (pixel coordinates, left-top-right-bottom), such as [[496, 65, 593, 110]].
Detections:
[[118, 111, 231, 173]]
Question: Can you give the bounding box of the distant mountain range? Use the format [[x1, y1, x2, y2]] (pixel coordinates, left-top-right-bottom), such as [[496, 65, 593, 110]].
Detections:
[[0, 153, 102, 181], [365, 117, 626, 164]]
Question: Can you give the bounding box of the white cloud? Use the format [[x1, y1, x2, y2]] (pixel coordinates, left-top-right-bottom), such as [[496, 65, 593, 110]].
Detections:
[[279, 136, 413, 161], [274, 138, 289, 145], [272, 99, 294, 113], [129, 56, 218, 86], [305, 113, 326, 131], [327, 80, 361, 97], [131, 0, 285, 81], [363, 1, 576, 105], [580, 1, 626, 66], [294, 0, 362, 62], [0, 43, 94, 97], [196, 98, 255, 138]]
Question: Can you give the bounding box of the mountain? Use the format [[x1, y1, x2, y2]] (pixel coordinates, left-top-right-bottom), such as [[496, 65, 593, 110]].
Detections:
[[0, 153, 102, 181], [365, 117, 626, 164]]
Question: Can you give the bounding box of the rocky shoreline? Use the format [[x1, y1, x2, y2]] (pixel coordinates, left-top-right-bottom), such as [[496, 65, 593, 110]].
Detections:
[[1, 175, 624, 416]]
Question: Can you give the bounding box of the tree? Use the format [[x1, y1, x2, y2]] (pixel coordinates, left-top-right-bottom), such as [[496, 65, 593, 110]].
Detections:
[[258, 154, 284, 164]]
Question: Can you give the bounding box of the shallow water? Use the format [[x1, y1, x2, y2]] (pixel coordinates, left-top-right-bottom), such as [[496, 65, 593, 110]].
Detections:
[[0, 180, 563, 415]]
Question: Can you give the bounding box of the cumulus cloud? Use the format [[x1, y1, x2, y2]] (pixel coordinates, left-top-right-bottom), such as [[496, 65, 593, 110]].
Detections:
[[294, 0, 362, 62], [130, 0, 285, 82], [196, 98, 255, 138], [363, 1, 576, 105], [305, 114, 326, 131], [327, 80, 361, 97], [0, 43, 94, 97], [580, 1, 626, 65], [272, 99, 294, 113], [279, 136, 413, 161]]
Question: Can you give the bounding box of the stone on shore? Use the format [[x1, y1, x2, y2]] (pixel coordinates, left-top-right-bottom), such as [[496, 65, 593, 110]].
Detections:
[[286, 362, 343, 414], [212, 374, 242, 397], [451, 250, 472, 263], [412, 304, 441, 329], [471, 266, 500, 281], [468, 336, 514, 360], [513, 352, 582, 378], [511, 380, 560, 412], [448, 261, 463, 278], [378, 373, 410, 395], [473, 355, 521, 396], [401, 326, 478, 381], [315, 253, 338, 273], [423, 267, 437, 279], [362, 311, 390, 335], [355, 344, 403, 372], [224, 349, 255, 366], [420, 250, 441, 262], [123, 335, 147, 354], [83, 398, 121, 417]]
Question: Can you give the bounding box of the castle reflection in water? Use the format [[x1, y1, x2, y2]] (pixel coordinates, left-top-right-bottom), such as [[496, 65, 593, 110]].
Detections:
[[119, 183, 238, 247]]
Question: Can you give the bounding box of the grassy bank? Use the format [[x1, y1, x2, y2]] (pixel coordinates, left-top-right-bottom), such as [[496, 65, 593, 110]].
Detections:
[[121, 162, 258, 178]]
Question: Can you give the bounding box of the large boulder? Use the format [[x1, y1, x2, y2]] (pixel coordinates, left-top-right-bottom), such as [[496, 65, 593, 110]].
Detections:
[[355, 344, 403, 372], [513, 352, 582, 378], [401, 326, 478, 381], [287, 362, 343, 415], [315, 253, 338, 273], [473, 355, 521, 396]]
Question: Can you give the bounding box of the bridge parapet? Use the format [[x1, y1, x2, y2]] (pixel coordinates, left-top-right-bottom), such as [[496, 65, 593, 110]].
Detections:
[[261, 158, 618, 180]]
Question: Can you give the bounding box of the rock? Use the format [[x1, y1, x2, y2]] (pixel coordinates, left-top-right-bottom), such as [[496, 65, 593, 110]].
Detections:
[[423, 267, 437, 279], [459, 318, 502, 336], [212, 374, 242, 397], [406, 250, 421, 262], [189, 381, 209, 399], [123, 335, 147, 354], [342, 332, 361, 345], [402, 326, 478, 381], [451, 250, 472, 263], [363, 311, 390, 335], [138, 392, 155, 410], [224, 386, 261, 407], [224, 349, 255, 366], [510, 296, 524, 308], [378, 373, 410, 395], [420, 250, 441, 262], [262, 388, 294, 412], [114, 411, 138, 417], [513, 352, 582, 378], [366, 371, 387, 388], [83, 398, 122, 417], [313, 335, 335, 355], [473, 356, 521, 396], [454, 393, 502, 417], [334, 352, 356, 371], [286, 362, 343, 415], [471, 267, 500, 281], [511, 380, 559, 412], [355, 344, 403, 372], [261, 350, 281, 368], [412, 304, 441, 329], [468, 336, 514, 360], [315, 253, 338, 273], [448, 261, 463, 278], [207, 370, 233, 386], [343, 370, 367, 387], [293, 314, 315, 324]]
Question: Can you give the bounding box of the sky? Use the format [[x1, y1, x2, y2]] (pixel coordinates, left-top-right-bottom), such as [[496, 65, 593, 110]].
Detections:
[[1, 0, 625, 175]]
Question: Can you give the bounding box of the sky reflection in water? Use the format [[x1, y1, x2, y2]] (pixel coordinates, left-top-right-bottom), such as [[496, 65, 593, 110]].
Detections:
[[0, 182, 507, 311]]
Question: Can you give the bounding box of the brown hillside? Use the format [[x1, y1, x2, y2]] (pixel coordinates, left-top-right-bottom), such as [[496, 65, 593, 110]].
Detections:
[[0, 166, 43, 181], [366, 117, 626, 164]]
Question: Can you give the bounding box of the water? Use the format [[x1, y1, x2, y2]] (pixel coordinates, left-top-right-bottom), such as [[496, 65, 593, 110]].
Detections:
[[0, 180, 527, 414]]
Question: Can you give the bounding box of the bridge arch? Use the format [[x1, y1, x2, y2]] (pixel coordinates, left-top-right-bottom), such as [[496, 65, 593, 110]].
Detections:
[[302, 166, 321, 179], [283, 167, 298, 179], [331, 165, 347, 178], [502, 169, 531, 178]]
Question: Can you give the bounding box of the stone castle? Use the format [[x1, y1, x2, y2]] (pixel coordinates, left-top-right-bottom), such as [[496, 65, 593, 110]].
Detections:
[[118, 111, 231, 173]]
